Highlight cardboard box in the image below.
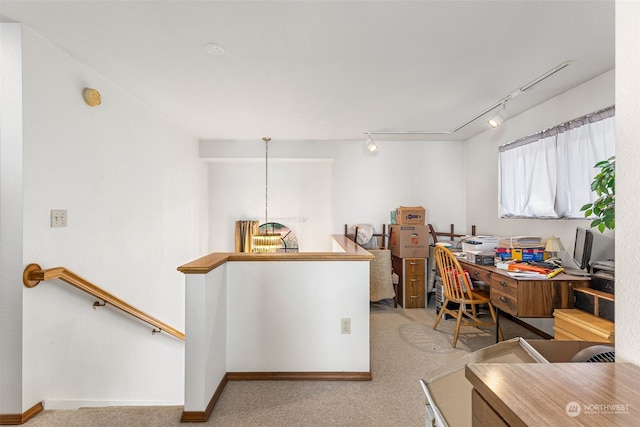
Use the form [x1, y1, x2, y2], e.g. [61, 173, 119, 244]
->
[389, 225, 429, 258]
[396, 206, 426, 225]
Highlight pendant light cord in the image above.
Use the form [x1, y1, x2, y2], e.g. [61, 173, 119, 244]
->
[263, 137, 271, 229]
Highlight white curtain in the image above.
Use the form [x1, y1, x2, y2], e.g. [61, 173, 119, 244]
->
[500, 135, 558, 218]
[556, 116, 615, 218]
[499, 107, 615, 219]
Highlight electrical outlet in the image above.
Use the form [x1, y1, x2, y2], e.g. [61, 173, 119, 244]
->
[341, 318, 351, 334]
[51, 210, 67, 227]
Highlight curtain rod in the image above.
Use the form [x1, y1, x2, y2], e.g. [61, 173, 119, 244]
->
[499, 105, 615, 152]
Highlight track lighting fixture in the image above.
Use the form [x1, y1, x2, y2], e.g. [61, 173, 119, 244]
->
[366, 133, 378, 153]
[487, 103, 508, 128]
[365, 61, 570, 136]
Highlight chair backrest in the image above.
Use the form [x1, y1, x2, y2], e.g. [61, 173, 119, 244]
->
[433, 246, 475, 301]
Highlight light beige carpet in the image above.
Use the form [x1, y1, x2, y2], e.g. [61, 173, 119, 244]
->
[25, 298, 540, 426]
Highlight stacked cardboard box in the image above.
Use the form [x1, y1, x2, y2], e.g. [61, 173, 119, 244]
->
[388, 224, 429, 258]
[395, 206, 426, 225]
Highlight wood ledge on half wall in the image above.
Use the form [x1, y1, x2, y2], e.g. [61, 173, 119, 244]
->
[178, 235, 374, 274]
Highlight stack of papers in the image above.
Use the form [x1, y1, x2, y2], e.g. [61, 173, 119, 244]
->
[498, 236, 544, 248]
[507, 271, 548, 279]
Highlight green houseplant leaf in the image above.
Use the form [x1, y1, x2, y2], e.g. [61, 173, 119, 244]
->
[580, 156, 615, 232]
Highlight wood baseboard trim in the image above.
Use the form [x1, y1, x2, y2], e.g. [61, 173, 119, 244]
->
[227, 371, 372, 381]
[180, 373, 228, 423]
[0, 401, 44, 425]
[180, 371, 371, 422]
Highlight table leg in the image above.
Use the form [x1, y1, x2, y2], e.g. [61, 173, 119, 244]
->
[496, 307, 501, 343]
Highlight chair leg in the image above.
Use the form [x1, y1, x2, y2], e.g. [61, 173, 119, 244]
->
[452, 305, 464, 348]
[471, 303, 478, 326]
[433, 298, 448, 330]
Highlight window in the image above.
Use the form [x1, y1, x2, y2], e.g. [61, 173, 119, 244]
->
[499, 106, 615, 219]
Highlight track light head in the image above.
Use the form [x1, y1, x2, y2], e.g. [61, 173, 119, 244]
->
[366, 133, 378, 153]
[488, 104, 508, 128]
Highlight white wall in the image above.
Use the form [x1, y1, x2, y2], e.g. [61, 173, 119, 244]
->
[226, 261, 370, 371]
[183, 266, 227, 412]
[464, 70, 615, 253]
[0, 23, 24, 415]
[20, 27, 208, 408]
[615, 1, 640, 365]
[208, 159, 333, 252]
[182, 253, 370, 414]
[200, 138, 467, 247]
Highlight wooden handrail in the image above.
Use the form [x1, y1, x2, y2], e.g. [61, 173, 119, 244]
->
[22, 264, 184, 341]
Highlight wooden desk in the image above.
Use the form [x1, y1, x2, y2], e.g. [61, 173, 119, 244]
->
[458, 259, 590, 318]
[466, 363, 640, 426]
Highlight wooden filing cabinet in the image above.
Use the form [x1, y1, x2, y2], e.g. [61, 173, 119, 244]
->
[391, 256, 425, 308]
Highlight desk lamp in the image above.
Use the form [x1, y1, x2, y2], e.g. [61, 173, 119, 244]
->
[545, 237, 565, 259]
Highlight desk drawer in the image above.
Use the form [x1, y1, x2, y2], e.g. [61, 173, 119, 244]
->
[406, 275, 425, 308]
[490, 275, 517, 298]
[405, 258, 425, 276]
[407, 275, 425, 292]
[491, 288, 517, 315]
[464, 264, 491, 283]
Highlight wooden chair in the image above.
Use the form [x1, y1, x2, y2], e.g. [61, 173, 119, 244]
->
[433, 246, 503, 348]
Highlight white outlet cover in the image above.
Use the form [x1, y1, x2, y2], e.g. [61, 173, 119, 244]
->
[51, 209, 67, 227]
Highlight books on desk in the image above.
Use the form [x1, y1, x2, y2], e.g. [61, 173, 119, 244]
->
[498, 236, 544, 248]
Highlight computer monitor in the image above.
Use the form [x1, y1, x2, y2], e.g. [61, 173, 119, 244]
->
[573, 227, 593, 270]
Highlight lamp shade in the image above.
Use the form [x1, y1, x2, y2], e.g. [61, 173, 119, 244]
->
[545, 237, 565, 253]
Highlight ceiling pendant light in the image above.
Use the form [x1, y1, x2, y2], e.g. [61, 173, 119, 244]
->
[251, 137, 281, 253]
[366, 133, 378, 153]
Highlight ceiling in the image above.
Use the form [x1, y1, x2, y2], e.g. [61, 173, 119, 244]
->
[0, 0, 615, 142]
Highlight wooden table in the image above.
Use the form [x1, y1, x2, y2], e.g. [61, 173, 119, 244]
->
[466, 363, 640, 426]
